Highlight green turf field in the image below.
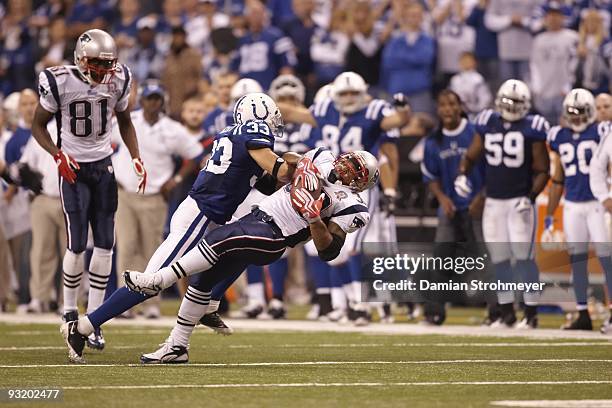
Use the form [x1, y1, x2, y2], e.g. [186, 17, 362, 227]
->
[0, 315, 611, 408]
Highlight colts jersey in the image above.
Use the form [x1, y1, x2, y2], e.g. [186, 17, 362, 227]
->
[474, 109, 549, 199]
[38, 64, 132, 162]
[202, 107, 233, 138]
[548, 122, 609, 202]
[189, 119, 275, 224]
[259, 147, 370, 246]
[312, 97, 398, 156]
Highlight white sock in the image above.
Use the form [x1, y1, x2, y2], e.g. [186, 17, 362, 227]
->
[351, 281, 363, 303]
[63, 250, 84, 313]
[77, 316, 94, 336]
[170, 286, 210, 347]
[331, 287, 346, 310]
[247, 282, 265, 306]
[159, 240, 219, 289]
[207, 299, 220, 314]
[523, 291, 539, 306]
[87, 248, 113, 314]
[497, 291, 515, 305]
[342, 283, 356, 304]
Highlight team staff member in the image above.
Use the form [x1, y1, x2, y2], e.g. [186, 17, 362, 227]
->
[112, 81, 203, 318]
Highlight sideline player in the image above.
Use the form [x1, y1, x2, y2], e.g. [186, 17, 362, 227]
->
[59, 93, 296, 363]
[545, 88, 612, 331]
[456, 79, 550, 329]
[126, 148, 378, 363]
[31, 29, 146, 349]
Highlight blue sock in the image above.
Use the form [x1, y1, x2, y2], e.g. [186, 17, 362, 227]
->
[211, 270, 243, 301]
[515, 259, 539, 284]
[269, 258, 288, 299]
[330, 265, 345, 289]
[598, 256, 612, 305]
[246, 265, 263, 284]
[307, 256, 330, 289]
[349, 253, 362, 283]
[332, 263, 352, 286]
[88, 287, 151, 328]
[571, 253, 589, 307]
[494, 260, 514, 283]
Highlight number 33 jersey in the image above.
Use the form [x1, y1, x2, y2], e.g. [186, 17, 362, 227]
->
[38, 64, 132, 162]
[474, 109, 549, 199]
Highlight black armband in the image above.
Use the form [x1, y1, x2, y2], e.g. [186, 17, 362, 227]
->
[253, 174, 278, 195]
[318, 233, 344, 262]
[272, 157, 285, 179]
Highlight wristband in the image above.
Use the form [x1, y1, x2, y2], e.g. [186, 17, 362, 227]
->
[272, 157, 285, 179]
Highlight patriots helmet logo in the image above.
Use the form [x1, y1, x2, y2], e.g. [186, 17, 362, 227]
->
[350, 216, 365, 229]
[38, 84, 48, 96]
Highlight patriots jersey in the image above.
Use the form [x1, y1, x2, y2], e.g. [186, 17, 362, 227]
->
[189, 119, 275, 224]
[474, 109, 549, 199]
[421, 118, 485, 211]
[231, 27, 297, 89]
[259, 147, 369, 246]
[548, 122, 609, 202]
[274, 122, 318, 154]
[202, 107, 233, 138]
[38, 64, 132, 162]
[312, 97, 398, 156]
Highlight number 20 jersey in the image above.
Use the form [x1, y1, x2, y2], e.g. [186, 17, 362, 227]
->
[474, 109, 549, 199]
[189, 120, 275, 225]
[547, 122, 609, 202]
[37, 64, 132, 162]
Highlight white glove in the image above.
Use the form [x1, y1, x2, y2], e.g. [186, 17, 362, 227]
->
[514, 196, 533, 214]
[454, 175, 472, 198]
[540, 215, 566, 251]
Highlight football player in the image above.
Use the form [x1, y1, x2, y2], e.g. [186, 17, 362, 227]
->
[59, 93, 296, 363]
[126, 148, 378, 363]
[456, 79, 550, 329]
[546, 88, 612, 331]
[31, 29, 146, 349]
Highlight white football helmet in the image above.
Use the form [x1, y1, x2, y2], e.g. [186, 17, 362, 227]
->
[332, 72, 368, 114]
[230, 78, 263, 104]
[331, 150, 379, 192]
[233, 92, 284, 138]
[495, 79, 531, 122]
[563, 88, 596, 133]
[314, 84, 334, 104]
[269, 74, 305, 104]
[74, 29, 118, 84]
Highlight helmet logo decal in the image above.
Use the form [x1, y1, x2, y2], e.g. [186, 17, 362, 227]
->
[251, 99, 269, 120]
[80, 33, 92, 43]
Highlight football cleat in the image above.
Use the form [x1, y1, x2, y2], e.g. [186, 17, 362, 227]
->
[601, 315, 612, 334]
[515, 316, 538, 330]
[63, 310, 78, 323]
[563, 313, 592, 331]
[306, 304, 320, 321]
[199, 312, 233, 335]
[140, 338, 188, 364]
[490, 313, 517, 329]
[326, 308, 346, 322]
[86, 327, 105, 350]
[231, 303, 264, 319]
[124, 270, 162, 296]
[378, 303, 395, 324]
[266, 299, 286, 320]
[353, 310, 371, 327]
[60, 320, 87, 363]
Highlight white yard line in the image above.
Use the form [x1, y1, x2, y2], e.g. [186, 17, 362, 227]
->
[491, 400, 612, 408]
[53, 381, 612, 390]
[0, 359, 610, 368]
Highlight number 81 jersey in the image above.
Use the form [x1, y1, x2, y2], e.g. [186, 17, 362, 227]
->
[474, 109, 549, 199]
[38, 64, 132, 162]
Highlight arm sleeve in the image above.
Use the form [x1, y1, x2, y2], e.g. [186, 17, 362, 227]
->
[421, 138, 440, 183]
[273, 34, 297, 68]
[473, 109, 494, 135]
[590, 131, 612, 202]
[527, 115, 550, 141]
[244, 121, 275, 150]
[115, 64, 133, 112]
[330, 211, 370, 234]
[38, 70, 60, 113]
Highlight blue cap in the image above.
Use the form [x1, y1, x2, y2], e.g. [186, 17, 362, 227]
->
[544, 1, 563, 13]
[141, 82, 165, 98]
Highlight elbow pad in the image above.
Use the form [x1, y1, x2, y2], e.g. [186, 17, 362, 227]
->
[253, 174, 278, 195]
[318, 233, 344, 262]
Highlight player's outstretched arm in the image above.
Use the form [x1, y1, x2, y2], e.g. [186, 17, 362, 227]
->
[546, 152, 564, 217]
[310, 221, 346, 262]
[249, 148, 294, 183]
[380, 94, 411, 131]
[31, 104, 59, 157]
[458, 132, 484, 175]
[276, 102, 317, 127]
[529, 140, 550, 201]
[115, 109, 141, 160]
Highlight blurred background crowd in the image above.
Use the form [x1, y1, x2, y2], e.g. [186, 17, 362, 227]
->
[1, 0, 612, 321]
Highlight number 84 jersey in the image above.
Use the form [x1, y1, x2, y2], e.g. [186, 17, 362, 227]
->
[474, 109, 549, 199]
[38, 64, 132, 162]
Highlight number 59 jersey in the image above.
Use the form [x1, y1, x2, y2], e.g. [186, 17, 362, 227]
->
[474, 109, 549, 199]
[547, 122, 609, 202]
[189, 120, 275, 225]
[37, 64, 132, 163]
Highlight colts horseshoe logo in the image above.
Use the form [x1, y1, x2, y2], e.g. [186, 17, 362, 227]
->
[251, 99, 270, 120]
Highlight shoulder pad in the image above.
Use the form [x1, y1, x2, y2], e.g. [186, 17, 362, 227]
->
[475, 109, 495, 127]
[312, 97, 333, 118]
[529, 114, 549, 133]
[547, 125, 562, 144]
[365, 99, 388, 120]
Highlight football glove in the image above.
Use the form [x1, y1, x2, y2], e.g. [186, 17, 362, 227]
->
[514, 196, 533, 214]
[291, 187, 324, 223]
[294, 157, 321, 192]
[392, 93, 410, 111]
[380, 188, 397, 216]
[132, 157, 147, 194]
[454, 175, 472, 198]
[54, 150, 79, 184]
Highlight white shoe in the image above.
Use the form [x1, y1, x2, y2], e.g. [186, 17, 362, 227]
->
[229, 303, 264, 319]
[27, 299, 43, 313]
[124, 270, 163, 296]
[306, 304, 320, 320]
[15, 304, 28, 315]
[140, 338, 188, 364]
[601, 316, 612, 334]
[326, 308, 346, 322]
[143, 305, 161, 319]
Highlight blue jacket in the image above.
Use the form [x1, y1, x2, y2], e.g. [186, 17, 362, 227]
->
[381, 33, 435, 95]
